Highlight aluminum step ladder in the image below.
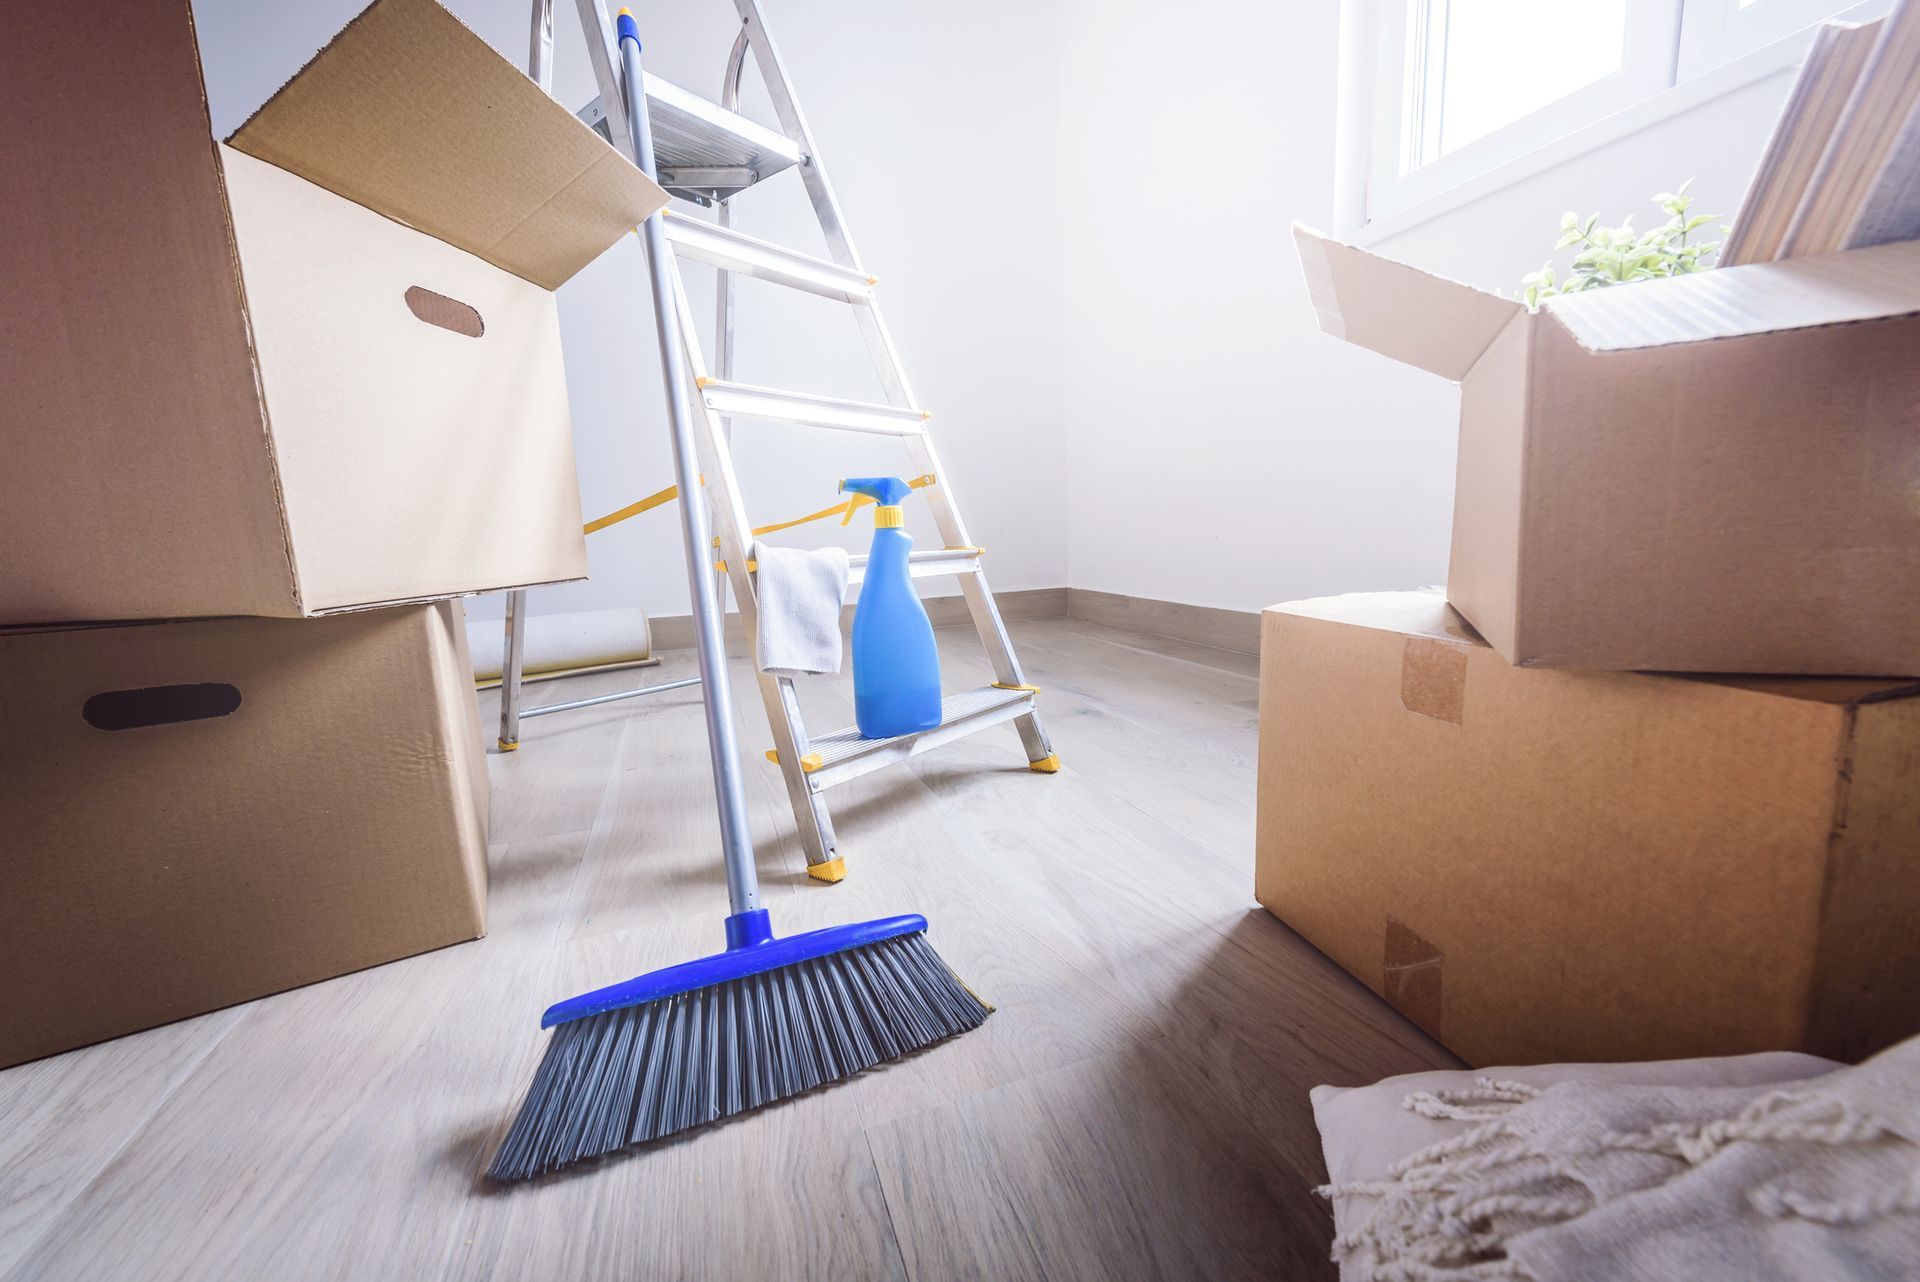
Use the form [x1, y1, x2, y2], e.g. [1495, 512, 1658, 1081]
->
[522, 0, 1057, 882]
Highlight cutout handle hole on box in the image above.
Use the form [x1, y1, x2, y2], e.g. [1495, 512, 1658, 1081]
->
[83, 683, 243, 731]
[404, 286, 484, 338]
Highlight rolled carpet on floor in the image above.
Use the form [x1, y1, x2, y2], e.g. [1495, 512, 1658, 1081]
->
[467, 606, 656, 685]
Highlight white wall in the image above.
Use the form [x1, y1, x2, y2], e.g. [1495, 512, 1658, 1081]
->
[1055, 0, 1462, 614]
[1051, 0, 1804, 617]
[191, 0, 1071, 631]
[192, 0, 1807, 630]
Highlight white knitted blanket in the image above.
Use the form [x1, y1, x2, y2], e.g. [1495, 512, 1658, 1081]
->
[1323, 1035, 1920, 1281]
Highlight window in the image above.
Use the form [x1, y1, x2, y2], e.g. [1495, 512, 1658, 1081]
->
[1345, 0, 1890, 233]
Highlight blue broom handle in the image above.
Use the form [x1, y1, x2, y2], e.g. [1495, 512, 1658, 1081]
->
[617, 9, 760, 917]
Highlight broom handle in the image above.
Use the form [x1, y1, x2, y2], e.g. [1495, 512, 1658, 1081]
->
[618, 9, 759, 916]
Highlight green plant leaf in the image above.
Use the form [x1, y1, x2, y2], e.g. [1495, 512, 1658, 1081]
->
[1519, 181, 1718, 303]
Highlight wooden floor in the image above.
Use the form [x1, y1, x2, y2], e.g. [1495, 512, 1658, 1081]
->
[0, 617, 1455, 1282]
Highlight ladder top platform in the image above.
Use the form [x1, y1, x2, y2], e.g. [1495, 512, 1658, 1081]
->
[577, 76, 802, 201]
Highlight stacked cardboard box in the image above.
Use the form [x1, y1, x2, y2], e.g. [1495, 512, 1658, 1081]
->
[1264, 210, 1920, 1066]
[0, 0, 667, 1068]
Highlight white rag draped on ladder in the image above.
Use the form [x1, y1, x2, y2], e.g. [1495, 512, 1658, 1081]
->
[750, 541, 850, 677]
[1320, 1034, 1920, 1281]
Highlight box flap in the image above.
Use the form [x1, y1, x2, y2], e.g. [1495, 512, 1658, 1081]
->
[1293, 223, 1525, 380]
[1546, 238, 1920, 352]
[228, 0, 668, 290]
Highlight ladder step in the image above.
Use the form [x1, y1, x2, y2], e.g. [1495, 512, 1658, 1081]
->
[847, 547, 982, 587]
[797, 685, 1037, 791]
[577, 78, 801, 201]
[696, 379, 928, 436]
[662, 213, 876, 303]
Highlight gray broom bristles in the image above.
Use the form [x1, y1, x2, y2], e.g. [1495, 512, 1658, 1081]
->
[487, 931, 990, 1180]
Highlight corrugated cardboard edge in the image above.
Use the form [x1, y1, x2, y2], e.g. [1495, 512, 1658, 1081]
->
[227, 0, 388, 151]
[1544, 237, 1920, 353]
[1293, 224, 1351, 341]
[206, 138, 306, 614]
[430, 600, 491, 933]
[1291, 222, 1526, 381]
[1806, 696, 1920, 1060]
[304, 574, 589, 618]
[227, 0, 666, 290]
[1509, 311, 1546, 663]
[1445, 311, 1535, 660]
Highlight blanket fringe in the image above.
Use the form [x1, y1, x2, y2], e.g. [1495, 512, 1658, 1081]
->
[1323, 1080, 1912, 1281]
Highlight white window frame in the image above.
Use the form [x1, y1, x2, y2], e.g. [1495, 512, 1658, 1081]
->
[1335, 0, 1892, 243]
[1677, 0, 1880, 74]
[1372, 0, 1685, 223]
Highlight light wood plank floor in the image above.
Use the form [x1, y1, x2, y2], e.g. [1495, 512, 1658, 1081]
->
[0, 617, 1456, 1282]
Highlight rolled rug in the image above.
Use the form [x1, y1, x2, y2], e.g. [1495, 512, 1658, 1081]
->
[468, 606, 656, 686]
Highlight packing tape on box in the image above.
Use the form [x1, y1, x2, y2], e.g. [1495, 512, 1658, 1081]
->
[1400, 636, 1469, 725]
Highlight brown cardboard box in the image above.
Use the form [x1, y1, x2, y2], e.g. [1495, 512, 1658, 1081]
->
[0, 0, 668, 625]
[1293, 226, 1920, 676]
[1255, 590, 1920, 1067]
[0, 602, 490, 1068]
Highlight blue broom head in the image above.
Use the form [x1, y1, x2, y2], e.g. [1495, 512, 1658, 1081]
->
[488, 909, 990, 1180]
[539, 909, 928, 1028]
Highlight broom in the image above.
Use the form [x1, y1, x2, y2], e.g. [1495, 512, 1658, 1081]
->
[486, 9, 990, 1182]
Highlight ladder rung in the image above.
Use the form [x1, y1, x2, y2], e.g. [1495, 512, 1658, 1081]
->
[662, 213, 876, 303]
[696, 379, 928, 436]
[577, 78, 801, 200]
[797, 685, 1037, 791]
[846, 547, 983, 587]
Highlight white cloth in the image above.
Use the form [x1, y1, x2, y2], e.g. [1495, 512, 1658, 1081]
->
[750, 541, 848, 677]
[1312, 1041, 1920, 1280]
[1312, 1051, 1842, 1261]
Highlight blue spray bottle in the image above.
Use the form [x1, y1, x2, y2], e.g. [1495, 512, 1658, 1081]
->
[840, 477, 943, 738]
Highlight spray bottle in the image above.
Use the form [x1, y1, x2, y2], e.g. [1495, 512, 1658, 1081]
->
[840, 477, 943, 738]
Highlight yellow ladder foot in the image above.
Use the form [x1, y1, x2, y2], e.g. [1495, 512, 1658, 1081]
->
[497, 738, 520, 753]
[1028, 754, 1061, 773]
[807, 856, 848, 883]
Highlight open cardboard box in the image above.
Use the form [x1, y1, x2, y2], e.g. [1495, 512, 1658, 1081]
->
[1255, 590, 1920, 1067]
[0, 602, 490, 1068]
[1295, 226, 1920, 676]
[1, 0, 668, 625]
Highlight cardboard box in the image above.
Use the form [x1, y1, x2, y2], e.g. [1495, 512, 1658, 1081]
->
[0, 601, 490, 1069]
[1255, 590, 1920, 1067]
[0, 0, 668, 624]
[1294, 226, 1920, 675]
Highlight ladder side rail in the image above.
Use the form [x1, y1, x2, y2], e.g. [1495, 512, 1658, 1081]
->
[573, 0, 636, 158]
[500, 0, 559, 751]
[727, 0, 968, 553]
[715, 23, 751, 407]
[706, 26, 751, 657]
[907, 437, 1039, 680]
[499, 588, 529, 748]
[732, 1, 918, 412]
[530, 0, 556, 91]
[732, 0, 864, 272]
[907, 436, 1052, 763]
[667, 268, 842, 869]
[733, 0, 1048, 758]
